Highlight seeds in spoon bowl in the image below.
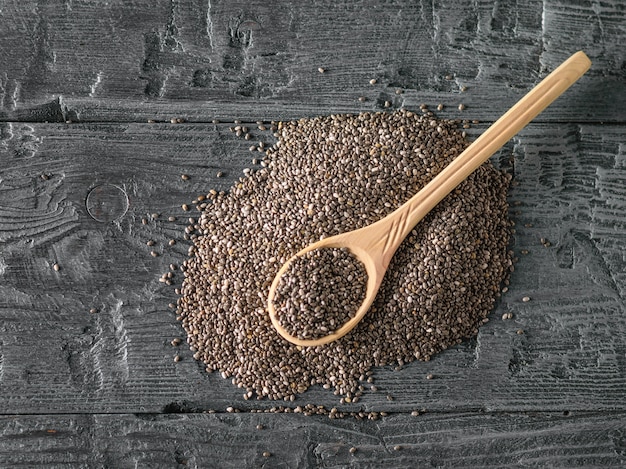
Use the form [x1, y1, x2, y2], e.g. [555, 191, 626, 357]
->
[272, 247, 368, 340]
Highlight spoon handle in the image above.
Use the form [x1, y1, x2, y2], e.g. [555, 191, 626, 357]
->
[382, 51, 591, 265]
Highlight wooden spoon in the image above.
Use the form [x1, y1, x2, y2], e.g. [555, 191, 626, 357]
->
[267, 51, 591, 347]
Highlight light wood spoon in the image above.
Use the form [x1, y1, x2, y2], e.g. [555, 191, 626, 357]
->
[268, 51, 591, 347]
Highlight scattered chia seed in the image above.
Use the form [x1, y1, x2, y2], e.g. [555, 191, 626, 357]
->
[522, 296, 531, 302]
[318, 67, 326, 73]
[458, 103, 466, 111]
[181, 174, 190, 180]
[369, 78, 377, 85]
[53, 263, 60, 272]
[176, 110, 513, 400]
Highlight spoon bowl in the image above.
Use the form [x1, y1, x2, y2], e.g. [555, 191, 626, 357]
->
[268, 51, 591, 347]
[267, 226, 388, 347]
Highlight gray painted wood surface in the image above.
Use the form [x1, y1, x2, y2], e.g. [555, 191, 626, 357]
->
[1, 412, 625, 468]
[0, 0, 625, 467]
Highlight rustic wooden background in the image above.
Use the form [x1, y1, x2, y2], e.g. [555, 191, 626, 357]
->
[1, 0, 625, 467]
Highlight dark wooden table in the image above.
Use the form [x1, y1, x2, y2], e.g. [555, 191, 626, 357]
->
[1, 1, 625, 467]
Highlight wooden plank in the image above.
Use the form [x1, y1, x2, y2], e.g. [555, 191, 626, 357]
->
[0, 121, 624, 414]
[0, 0, 623, 123]
[0, 412, 625, 467]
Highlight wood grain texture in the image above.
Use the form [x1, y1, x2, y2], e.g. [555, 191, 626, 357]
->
[0, 0, 623, 123]
[0, 412, 625, 468]
[1, 0, 625, 466]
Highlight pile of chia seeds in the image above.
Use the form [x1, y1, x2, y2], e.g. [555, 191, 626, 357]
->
[177, 110, 513, 401]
